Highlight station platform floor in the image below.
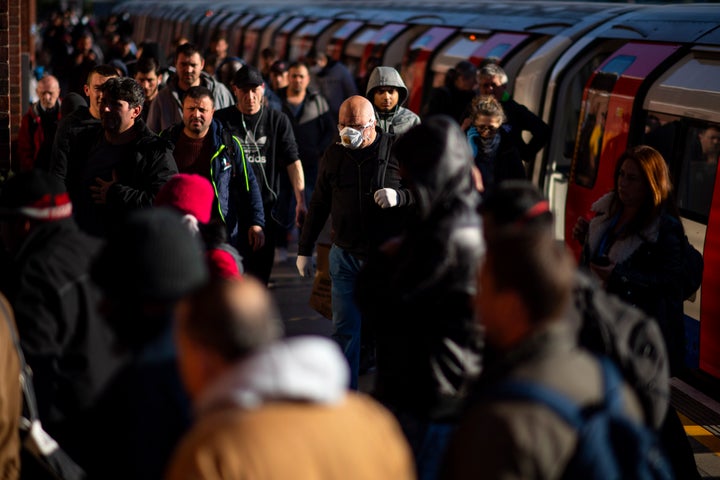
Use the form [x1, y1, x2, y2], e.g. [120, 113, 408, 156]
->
[269, 252, 720, 479]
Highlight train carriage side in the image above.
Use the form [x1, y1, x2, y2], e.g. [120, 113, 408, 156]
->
[554, 5, 720, 378]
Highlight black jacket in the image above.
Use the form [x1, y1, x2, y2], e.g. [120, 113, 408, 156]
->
[62, 119, 178, 236]
[500, 98, 550, 164]
[298, 129, 412, 259]
[0, 218, 126, 453]
[355, 116, 484, 420]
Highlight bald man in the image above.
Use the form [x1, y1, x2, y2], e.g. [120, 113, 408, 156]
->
[296, 95, 414, 389]
[18, 75, 61, 171]
[167, 278, 415, 479]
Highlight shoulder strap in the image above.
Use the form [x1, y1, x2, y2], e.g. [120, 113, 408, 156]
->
[376, 133, 394, 189]
[488, 357, 624, 429]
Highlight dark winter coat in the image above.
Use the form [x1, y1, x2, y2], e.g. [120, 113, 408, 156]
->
[356, 116, 483, 420]
[298, 129, 413, 259]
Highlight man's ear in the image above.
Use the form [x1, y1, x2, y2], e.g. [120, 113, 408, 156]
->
[131, 104, 142, 120]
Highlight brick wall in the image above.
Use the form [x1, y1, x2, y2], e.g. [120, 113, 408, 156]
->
[0, 0, 9, 173]
[0, 0, 34, 175]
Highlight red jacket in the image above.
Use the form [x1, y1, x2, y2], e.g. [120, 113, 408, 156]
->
[17, 101, 60, 172]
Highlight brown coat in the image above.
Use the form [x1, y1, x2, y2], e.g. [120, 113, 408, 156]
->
[0, 295, 21, 480]
[165, 393, 415, 480]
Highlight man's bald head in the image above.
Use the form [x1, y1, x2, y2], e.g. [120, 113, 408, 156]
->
[338, 95, 377, 149]
[178, 277, 284, 363]
[36, 75, 60, 110]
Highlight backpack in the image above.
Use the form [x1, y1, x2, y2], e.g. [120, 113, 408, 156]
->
[572, 272, 670, 429]
[490, 356, 674, 480]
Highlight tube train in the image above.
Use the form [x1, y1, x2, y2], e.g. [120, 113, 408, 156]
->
[116, 0, 720, 383]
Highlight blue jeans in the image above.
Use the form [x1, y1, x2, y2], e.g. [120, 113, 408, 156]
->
[329, 244, 364, 390]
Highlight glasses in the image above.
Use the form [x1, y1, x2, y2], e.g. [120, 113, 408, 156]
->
[338, 122, 372, 131]
[475, 124, 499, 135]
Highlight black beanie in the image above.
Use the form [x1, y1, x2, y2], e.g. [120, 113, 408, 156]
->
[92, 207, 209, 302]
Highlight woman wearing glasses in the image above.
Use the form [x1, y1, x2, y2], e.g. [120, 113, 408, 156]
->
[466, 95, 525, 194]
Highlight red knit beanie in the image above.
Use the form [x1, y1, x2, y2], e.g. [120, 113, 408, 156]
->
[206, 248, 242, 280]
[154, 173, 214, 224]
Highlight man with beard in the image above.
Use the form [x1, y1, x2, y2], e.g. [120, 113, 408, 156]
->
[147, 43, 234, 133]
[160, 86, 265, 262]
[134, 56, 162, 123]
[67, 77, 177, 237]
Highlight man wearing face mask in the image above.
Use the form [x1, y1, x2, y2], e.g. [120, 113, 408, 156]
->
[296, 95, 414, 390]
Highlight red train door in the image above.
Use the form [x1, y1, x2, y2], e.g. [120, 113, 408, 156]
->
[565, 42, 681, 258]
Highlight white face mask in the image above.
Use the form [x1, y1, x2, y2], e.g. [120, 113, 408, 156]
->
[309, 65, 322, 75]
[338, 124, 370, 149]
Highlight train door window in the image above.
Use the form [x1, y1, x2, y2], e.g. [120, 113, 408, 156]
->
[643, 116, 719, 222]
[642, 49, 720, 221]
[430, 31, 487, 87]
[345, 27, 381, 77]
[572, 56, 634, 188]
[573, 88, 610, 188]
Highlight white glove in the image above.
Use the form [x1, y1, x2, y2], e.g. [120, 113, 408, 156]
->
[374, 188, 399, 209]
[296, 255, 316, 278]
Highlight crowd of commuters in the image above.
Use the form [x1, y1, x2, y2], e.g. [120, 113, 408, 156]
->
[0, 9, 705, 479]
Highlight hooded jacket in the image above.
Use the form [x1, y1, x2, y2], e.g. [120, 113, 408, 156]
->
[146, 71, 235, 133]
[365, 67, 420, 137]
[161, 119, 265, 248]
[356, 116, 484, 421]
[165, 336, 415, 480]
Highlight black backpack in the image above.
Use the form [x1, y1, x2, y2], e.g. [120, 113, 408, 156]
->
[571, 272, 670, 429]
[489, 356, 674, 480]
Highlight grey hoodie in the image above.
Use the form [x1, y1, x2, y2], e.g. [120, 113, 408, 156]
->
[365, 66, 420, 137]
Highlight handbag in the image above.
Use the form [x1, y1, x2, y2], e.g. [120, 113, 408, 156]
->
[0, 299, 86, 480]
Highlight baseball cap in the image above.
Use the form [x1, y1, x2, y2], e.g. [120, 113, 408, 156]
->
[233, 65, 264, 88]
[270, 60, 288, 74]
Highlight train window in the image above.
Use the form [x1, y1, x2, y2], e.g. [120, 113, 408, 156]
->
[599, 55, 634, 76]
[573, 90, 610, 188]
[643, 115, 720, 222]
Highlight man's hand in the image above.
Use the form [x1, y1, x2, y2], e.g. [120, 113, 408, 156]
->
[374, 188, 398, 209]
[295, 202, 308, 228]
[296, 255, 315, 278]
[90, 170, 118, 205]
[248, 226, 265, 251]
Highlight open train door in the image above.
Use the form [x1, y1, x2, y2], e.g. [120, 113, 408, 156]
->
[565, 42, 680, 260]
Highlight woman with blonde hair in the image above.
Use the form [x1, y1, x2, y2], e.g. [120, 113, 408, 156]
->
[466, 95, 525, 193]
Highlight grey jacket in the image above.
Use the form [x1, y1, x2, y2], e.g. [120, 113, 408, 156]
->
[365, 66, 420, 137]
[146, 71, 235, 133]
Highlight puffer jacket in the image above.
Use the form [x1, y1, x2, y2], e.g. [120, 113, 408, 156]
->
[146, 71, 235, 133]
[365, 66, 420, 137]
